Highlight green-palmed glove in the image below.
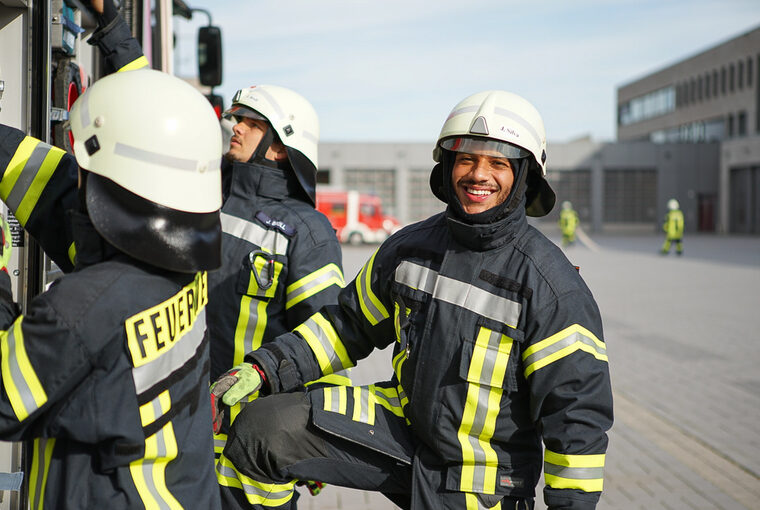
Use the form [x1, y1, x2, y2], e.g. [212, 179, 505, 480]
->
[210, 362, 266, 434]
[0, 215, 11, 273]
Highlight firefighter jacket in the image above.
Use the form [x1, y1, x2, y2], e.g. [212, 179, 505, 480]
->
[663, 209, 684, 240]
[245, 202, 614, 510]
[559, 208, 579, 236]
[0, 212, 221, 509]
[209, 160, 345, 438]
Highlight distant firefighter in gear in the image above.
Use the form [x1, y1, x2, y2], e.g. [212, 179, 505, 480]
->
[211, 90, 614, 510]
[559, 200, 579, 247]
[0, 66, 224, 508]
[661, 198, 684, 255]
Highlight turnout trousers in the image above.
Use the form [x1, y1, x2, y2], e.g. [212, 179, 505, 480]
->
[218, 387, 535, 510]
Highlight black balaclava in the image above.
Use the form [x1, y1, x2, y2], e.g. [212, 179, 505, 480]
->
[440, 149, 530, 225]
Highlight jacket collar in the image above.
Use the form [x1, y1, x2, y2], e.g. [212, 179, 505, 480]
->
[223, 159, 304, 202]
[445, 203, 528, 251]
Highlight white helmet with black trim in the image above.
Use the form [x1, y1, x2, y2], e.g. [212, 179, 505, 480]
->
[430, 90, 555, 217]
[69, 68, 223, 272]
[223, 85, 320, 205]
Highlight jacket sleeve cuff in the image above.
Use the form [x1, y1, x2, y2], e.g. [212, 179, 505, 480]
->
[87, 17, 144, 73]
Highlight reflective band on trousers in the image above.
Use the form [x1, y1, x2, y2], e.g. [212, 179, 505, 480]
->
[220, 212, 289, 255]
[394, 261, 521, 328]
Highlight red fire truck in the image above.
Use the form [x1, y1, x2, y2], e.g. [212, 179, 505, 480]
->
[316, 189, 400, 245]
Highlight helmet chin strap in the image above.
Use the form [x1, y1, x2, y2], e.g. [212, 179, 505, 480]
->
[247, 127, 278, 168]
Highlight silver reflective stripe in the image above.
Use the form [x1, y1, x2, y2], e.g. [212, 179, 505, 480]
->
[114, 142, 198, 171]
[79, 89, 91, 127]
[141, 426, 171, 509]
[220, 212, 289, 255]
[544, 463, 605, 480]
[301, 317, 344, 374]
[5, 142, 52, 213]
[216, 463, 293, 501]
[5, 326, 41, 417]
[255, 87, 285, 123]
[464, 329, 503, 492]
[493, 106, 543, 151]
[131, 311, 206, 394]
[523, 330, 606, 369]
[357, 387, 370, 424]
[446, 105, 479, 120]
[394, 261, 521, 328]
[374, 389, 401, 410]
[242, 296, 262, 355]
[394, 261, 436, 293]
[326, 386, 342, 413]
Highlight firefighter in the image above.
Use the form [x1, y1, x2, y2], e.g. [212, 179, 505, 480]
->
[210, 90, 614, 510]
[559, 200, 579, 247]
[661, 198, 684, 255]
[0, 68, 223, 508]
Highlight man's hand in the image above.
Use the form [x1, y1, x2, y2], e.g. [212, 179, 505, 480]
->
[210, 363, 266, 434]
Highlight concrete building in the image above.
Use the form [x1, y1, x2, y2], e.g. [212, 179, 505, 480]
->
[317, 26, 760, 235]
[617, 25, 760, 234]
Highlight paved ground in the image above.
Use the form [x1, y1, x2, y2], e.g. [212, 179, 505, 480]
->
[294, 228, 760, 509]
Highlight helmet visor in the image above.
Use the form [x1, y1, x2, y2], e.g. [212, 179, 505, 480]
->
[222, 105, 268, 124]
[440, 136, 530, 159]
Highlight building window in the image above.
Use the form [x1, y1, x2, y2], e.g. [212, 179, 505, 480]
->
[748, 57, 754, 88]
[738, 60, 744, 90]
[705, 73, 711, 99]
[344, 169, 396, 217]
[603, 169, 657, 223]
[730, 63, 735, 92]
[738, 111, 747, 137]
[618, 86, 675, 125]
[713, 70, 719, 96]
[722, 67, 727, 94]
[698, 75, 703, 101]
[316, 168, 331, 185]
[727, 114, 735, 138]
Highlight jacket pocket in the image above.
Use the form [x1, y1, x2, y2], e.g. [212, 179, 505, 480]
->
[459, 322, 519, 390]
[235, 250, 286, 299]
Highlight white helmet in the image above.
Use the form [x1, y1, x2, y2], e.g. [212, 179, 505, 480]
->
[223, 85, 320, 205]
[69, 69, 223, 272]
[562, 201, 572, 210]
[430, 90, 555, 217]
[667, 198, 680, 210]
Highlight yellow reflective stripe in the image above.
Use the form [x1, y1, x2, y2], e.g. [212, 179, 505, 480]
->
[0, 137, 64, 225]
[117, 55, 150, 72]
[372, 385, 405, 417]
[355, 249, 389, 325]
[522, 324, 607, 377]
[28, 437, 55, 510]
[213, 433, 227, 456]
[322, 384, 347, 415]
[246, 257, 283, 298]
[305, 371, 352, 387]
[0, 136, 37, 202]
[351, 386, 376, 425]
[130, 391, 182, 510]
[544, 450, 605, 493]
[216, 454, 297, 506]
[285, 263, 344, 309]
[67, 241, 76, 266]
[0, 318, 48, 421]
[457, 327, 512, 494]
[295, 313, 352, 375]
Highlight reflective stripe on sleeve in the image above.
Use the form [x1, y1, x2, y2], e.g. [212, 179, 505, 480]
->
[295, 313, 353, 375]
[522, 324, 607, 378]
[394, 261, 521, 328]
[220, 212, 289, 255]
[285, 263, 344, 309]
[355, 249, 389, 325]
[372, 384, 405, 418]
[28, 437, 55, 510]
[117, 55, 150, 72]
[323, 384, 347, 415]
[129, 392, 183, 510]
[0, 137, 65, 225]
[456, 327, 513, 494]
[544, 449, 605, 493]
[216, 454, 297, 507]
[0, 317, 48, 421]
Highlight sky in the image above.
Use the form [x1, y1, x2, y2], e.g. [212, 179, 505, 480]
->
[173, 0, 760, 144]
